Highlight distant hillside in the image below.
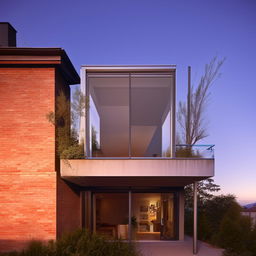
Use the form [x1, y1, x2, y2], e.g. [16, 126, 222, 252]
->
[244, 202, 256, 209]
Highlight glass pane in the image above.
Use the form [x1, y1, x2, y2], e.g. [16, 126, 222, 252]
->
[89, 95, 100, 156]
[162, 112, 170, 157]
[88, 74, 129, 157]
[94, 193, 129, 239]
[132, 193, 161, 240]
[131, 74, 172, 157]
[161, 193, 175, 239]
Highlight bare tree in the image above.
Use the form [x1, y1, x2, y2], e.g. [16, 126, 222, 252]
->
[177, 57, 225, 145]
[179, 58, 224, 215]
[71, 88, 86, 124]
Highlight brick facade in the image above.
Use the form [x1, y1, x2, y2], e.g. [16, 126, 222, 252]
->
[0, 68, 57, 251]
[0, 48, 80, 252]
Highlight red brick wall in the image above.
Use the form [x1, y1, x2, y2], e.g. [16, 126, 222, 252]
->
[0, 68, 56, 252]
[57, 176, 81, 238]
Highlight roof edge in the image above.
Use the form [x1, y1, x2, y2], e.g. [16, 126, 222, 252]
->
[81, 65, 176, 72]
[0, 47, 80, 84]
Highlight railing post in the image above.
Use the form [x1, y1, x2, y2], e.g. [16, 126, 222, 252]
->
[193, 181, 198, 255]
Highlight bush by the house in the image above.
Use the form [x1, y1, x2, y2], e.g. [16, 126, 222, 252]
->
[185, 194, 256, 256]
[0, 229, 139, 256]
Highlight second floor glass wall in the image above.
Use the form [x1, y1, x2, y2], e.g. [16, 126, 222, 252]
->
[87, 70, 174, 158]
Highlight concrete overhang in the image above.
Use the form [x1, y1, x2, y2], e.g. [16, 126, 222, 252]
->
[60, 159, 214, 187]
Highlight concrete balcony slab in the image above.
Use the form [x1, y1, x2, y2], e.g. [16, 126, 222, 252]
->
[60, 159, 214, 187]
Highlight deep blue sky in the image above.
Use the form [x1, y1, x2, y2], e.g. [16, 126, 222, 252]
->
[1, 0, 256, 204]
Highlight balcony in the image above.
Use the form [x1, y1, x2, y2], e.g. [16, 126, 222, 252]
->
[62, 66, 214, 187]
[60, 145, 214, 187]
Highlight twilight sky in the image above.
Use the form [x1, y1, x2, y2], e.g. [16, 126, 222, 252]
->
[1, 0, 256, 204]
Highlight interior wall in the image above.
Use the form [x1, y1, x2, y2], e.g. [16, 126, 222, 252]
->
[96, 194, 128, 225]
[132, 193, 161, 232]
[144, 126, 162, 157]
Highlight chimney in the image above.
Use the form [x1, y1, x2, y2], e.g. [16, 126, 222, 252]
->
[0, 22, 17, 47]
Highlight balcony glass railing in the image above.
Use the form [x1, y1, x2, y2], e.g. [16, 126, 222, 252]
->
[85, 144, 214, 159]
[175, 144, 215, 159]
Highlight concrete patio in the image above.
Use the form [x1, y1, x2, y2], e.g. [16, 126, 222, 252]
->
[137, 236, 223, 256]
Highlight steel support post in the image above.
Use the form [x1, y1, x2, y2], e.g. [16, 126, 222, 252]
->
[193, 181, 198, 255]
[128, 190, 132, 241]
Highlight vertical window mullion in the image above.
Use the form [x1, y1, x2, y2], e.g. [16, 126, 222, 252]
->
[129, 73, 131, 158]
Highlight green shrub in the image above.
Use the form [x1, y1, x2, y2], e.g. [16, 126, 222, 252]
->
[214, 206, 256, 256]
[60, 144, 84, 159]
[175, 147, 201, 158]
[1, 229, 139, 256]
[185, 194, 237, 241]
[203, 195, 240, 242]
[20, 241, 49, 256]
[185, 195, 256, 256]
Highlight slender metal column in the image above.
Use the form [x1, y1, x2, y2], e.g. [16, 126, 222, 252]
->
[92, 193, 96, 233]
[170, 71, 176, 158]
[193, 181, 198, 255]
[128, 190, 132, 241]
[79, 67, 87, 155]
[187, 66, 191, 145]
[80, 191, 85, 229]
[128, 74, 131, 158]
[85, 191, 92, 231]
[85, 69, 91, 157]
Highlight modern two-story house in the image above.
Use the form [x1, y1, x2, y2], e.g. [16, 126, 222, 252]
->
[61, 66, 215, 249]
[0, 23, 214, 254]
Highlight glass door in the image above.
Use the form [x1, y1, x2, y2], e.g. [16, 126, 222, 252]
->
[160, 193, 175, 240]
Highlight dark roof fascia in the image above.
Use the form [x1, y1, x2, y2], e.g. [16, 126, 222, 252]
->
[0, 48, 80, 85]
[60, 49, 80, 85]
[0, 47, 62, 56]
[0, 22, 17, 32]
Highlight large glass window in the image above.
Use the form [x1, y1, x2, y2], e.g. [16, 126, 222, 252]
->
[87, 72, 173, 157]
[131, 74, 172, 157]
[88, 74, 129, 157]
[92, 192, 175, 240]
[94, 193, 129, 239]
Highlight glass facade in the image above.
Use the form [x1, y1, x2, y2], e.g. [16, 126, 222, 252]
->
[92, 192, 176, 240]
[131, 74, 171, 157]
[94, 193, 129, 239]
[88, 74, 129, 157]
[87, 71, 174, 157]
